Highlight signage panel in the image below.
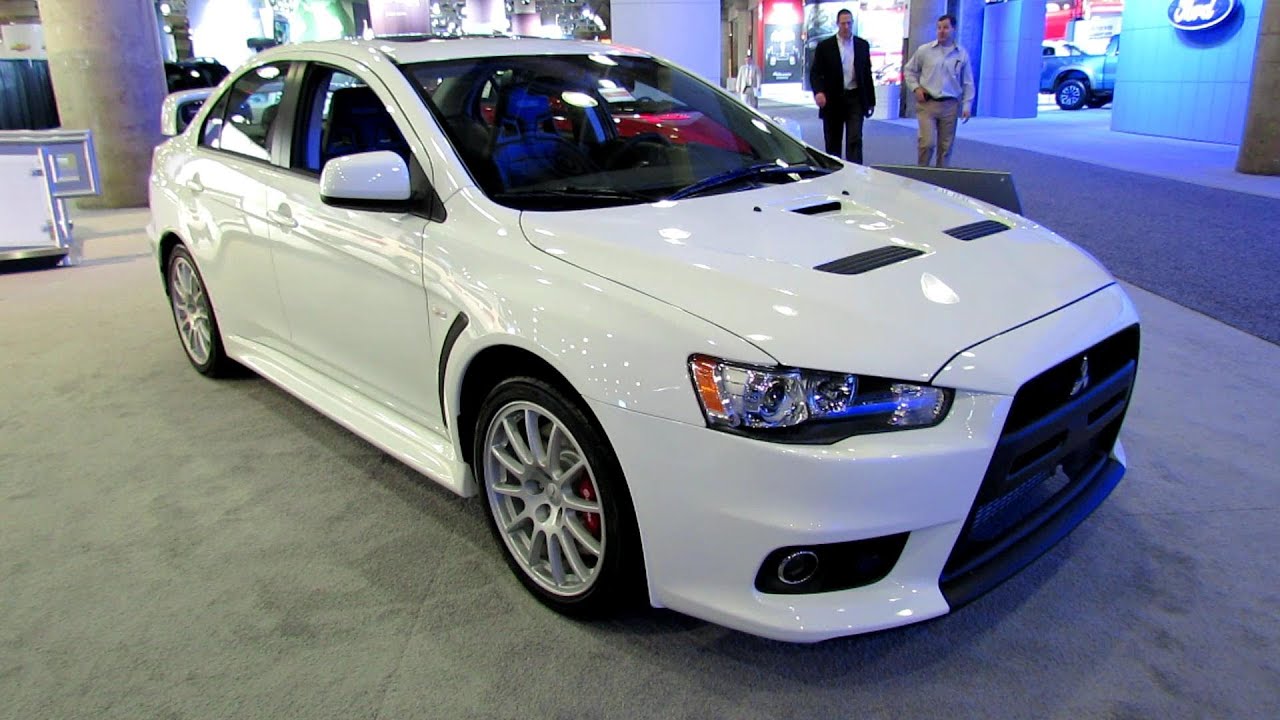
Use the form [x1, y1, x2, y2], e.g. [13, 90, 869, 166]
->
[1167, 0, 1237, 31]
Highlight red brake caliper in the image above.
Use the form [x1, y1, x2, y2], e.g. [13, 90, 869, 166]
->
[576, 480, 601, 537]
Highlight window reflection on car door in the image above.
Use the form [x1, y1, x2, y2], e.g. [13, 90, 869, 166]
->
[259, 60, 442, 431]
[182, 61, 293, 347]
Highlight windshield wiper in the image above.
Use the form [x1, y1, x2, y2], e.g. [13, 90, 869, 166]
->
[667, 163, 832, 201]
[493, 186, 657, 204]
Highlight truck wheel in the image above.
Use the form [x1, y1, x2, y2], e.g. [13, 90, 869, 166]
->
[1055, 79, 1089, 111]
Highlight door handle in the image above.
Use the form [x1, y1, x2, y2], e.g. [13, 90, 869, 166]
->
[185, 178, 205, 193]
[267, 208, 298, 229]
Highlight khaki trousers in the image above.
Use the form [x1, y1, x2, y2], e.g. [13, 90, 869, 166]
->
[916, 98, 959, 167]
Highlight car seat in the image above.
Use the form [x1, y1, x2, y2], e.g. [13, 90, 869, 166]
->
[323, 86, 411, 164]
[490, 86, 593, 188]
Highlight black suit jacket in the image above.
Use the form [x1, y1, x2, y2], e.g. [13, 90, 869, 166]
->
[808, 34, 875, 118]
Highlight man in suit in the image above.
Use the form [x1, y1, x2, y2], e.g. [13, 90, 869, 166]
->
[808, 8, 875, 164]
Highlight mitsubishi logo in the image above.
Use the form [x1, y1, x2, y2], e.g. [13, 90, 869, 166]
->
[1070, 356, 1091, 397]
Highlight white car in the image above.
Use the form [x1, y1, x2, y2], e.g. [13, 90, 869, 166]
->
[148, 37, 1140, 642]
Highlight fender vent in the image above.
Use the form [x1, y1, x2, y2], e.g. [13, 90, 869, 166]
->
[791, 201, 844, 216]
[944, 219, 1011, 241]
[815, 246, 923, 275]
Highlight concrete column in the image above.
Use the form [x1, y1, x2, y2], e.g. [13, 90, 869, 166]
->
[1237, 0, 1280, 176]
[511, 1, 540, 36]
[464, 0, 508, 34]
[977, 0, 1044, 118]
[612, 0, 721, 84]
[955, 0, 985, 115]
[41, 0, 167, 208]
[904, 0, 946, 116]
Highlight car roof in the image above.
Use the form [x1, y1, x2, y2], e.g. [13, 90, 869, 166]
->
[252, 36, 650, 66]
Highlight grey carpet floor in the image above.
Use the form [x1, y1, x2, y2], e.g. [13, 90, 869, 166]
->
[1, 175, 1278, 716]
[768, 107, 1280, 345]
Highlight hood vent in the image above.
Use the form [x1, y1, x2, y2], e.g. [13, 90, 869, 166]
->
[815, 245, 923, 275]
[944, 219, 1011, 241]
[791, 201, 843, 216]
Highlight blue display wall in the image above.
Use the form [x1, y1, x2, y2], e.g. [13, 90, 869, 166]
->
[1111, 0, 1262, 144]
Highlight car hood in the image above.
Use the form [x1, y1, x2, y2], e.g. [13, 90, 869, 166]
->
[519, 166, 1114, 381]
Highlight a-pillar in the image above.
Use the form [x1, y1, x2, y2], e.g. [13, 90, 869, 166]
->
[904, 0, 946, 117]
[464, 0, 508, 34]
[41, 0, 167, 208]
[1238, 0, 1280, 176]
[511, 0, 540, 36]
[611, 0, 721, 83]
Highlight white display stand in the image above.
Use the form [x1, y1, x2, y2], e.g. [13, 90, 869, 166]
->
[0, 129, 100, 268]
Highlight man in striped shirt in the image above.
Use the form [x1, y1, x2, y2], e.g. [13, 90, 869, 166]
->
[903, 14, 975, 167]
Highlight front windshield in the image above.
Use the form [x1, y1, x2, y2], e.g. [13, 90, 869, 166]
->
[401, 53, 838, 209]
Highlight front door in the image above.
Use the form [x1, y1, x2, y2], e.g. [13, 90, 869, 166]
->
[263, 62, 440, 430]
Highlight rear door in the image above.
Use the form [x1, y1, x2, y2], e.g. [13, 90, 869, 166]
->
[176, 61, 293, 347]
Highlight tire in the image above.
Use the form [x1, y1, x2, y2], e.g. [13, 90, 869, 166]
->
[1055, 78, 1089, 111]
[473, 376, 645, 616]
[165, 244, 234, 377]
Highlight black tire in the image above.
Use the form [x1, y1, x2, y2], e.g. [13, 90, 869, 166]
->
[473, 376, 645, 617]
[1055, 78, 1089, 111]
[1086, 96, 1110, 109]
[165, 244, 234, 377]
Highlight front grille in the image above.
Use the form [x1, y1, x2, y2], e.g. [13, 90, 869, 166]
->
[941, 325, 1140, 589]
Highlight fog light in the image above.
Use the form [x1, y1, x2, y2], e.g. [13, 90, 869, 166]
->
[777, 550, 820, 585]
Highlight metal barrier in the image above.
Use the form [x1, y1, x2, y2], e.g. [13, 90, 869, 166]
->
[0, 129, 101, 268]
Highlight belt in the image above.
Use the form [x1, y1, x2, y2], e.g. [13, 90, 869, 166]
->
[924, 93, 957, 102]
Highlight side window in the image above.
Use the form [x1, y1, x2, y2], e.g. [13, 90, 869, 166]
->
[199, 91, 231, 149]
[199, 63, 289, 162]
[293, 65, 410, 173]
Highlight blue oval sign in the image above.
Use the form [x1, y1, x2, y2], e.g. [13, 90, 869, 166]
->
[1168, 0, 1237, 31]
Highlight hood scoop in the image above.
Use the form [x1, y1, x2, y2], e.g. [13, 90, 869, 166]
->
[944, 219, 1011, 241]
[791, 200, 844, 216]
[815, 245, 924, 275]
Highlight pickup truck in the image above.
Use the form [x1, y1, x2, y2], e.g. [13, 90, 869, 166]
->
[1040, 34, 1119, 110]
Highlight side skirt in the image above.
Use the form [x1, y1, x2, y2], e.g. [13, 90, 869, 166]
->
[225, 335, 476, 497]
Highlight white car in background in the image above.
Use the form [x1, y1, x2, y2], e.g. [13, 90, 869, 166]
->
[148, 37, 1140, 642]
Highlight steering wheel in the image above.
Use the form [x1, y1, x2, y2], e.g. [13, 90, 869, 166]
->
[604, 131, 673, 169]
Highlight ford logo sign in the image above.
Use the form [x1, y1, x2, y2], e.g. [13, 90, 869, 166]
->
[1168, 0, 1237, 31]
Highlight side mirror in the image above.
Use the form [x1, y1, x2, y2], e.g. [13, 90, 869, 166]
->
[161, 88, 215, 136]
[320, 151, 413, 212]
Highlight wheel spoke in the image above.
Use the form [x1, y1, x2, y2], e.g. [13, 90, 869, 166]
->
[527, 528, 547, 569]
[558, 528, 591, 579]
[490, 478, 527, 499]
[502, 416, 535, 467]
[546, 423, 564, 466]
[547, 532, 566, 586]
[502, 506, 530, 534]
[490, 445, 528, 481]
[524, 409, 547, 468]
[565, 516, 602, 558]
[561, 487, 600, 514]
[554, 458, 587, 485]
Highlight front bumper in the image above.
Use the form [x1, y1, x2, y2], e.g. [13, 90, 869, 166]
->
[589, 284, 1140, 642]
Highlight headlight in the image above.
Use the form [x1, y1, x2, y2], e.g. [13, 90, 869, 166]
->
[689, 354, 952, 444]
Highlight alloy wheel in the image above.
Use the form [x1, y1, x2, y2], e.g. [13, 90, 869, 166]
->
[483, 401, 606, 597]
[170, 255, 213, 365]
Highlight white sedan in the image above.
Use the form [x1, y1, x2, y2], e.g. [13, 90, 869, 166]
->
[148, 37, 1139, 642]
